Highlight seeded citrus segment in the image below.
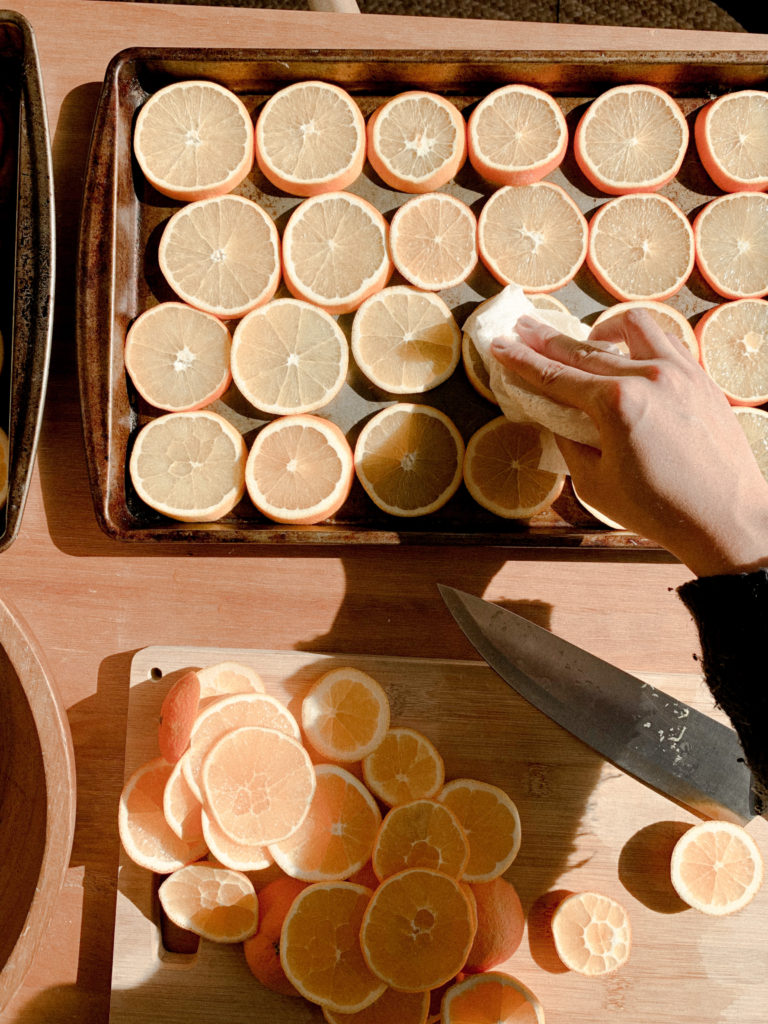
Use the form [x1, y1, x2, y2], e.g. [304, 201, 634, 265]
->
[574, 84, 688, 195]
[478, 182, 588, 292]
[436, 779, 521, 883]
[468, 83, 568, 186]
[269, 764, 382, 881]
[588, 193, 695, 302]
[301, 667, 391, 762]
[133, 80, 254, 202]
[354, 403, 464, 517]
[389, 193, 477, 291]
[322, 987, 430, 1024]
[367, 91, 467, 193]
[124, 302, 232, 413]
[351, 287, 461, 394]
[231, 299, 348, 415]
[255, 80, 365, 196]
[281, 882, 386, 1013]
[158, 194, 280, 318]
[372, 799, 469, 881]
[119, 757, 208, 873]
[695, 90, 768, 193]
[129, 410, 247, 522]
[282, 192, 392, 315]
[201, 725, 316, 846]
[694, 298, 768, 405]
[464, 417, 566, 519]
[362, 727, 445, 807]
[734, 406, 768, 480]
[360, 868, 475, 992]
[693, 192, 768, 299]
[442, 972, 545, 1024]
[158, 863, 259, 943]
[551, 891, 631, 976]
[245, 414, 354, 525]
[200, 807, 274, 871]
[593, 299, 698, 358]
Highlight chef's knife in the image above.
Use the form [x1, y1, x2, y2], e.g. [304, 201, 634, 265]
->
[439, 585, 758, 824]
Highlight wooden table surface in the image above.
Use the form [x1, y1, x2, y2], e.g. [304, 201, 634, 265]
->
[3, 1, 767, 1021]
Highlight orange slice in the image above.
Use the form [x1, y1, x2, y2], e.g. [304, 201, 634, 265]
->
[124, 302, 232, 413]
[158, 863, 259, 942]
[133, 80, 254, 202]
[371, 799, 469, 881]
[281, 882, 386, 1012]
[200, 725, 316, 846]
[552, 891, 631, 975]
[231, 298, 348, 415]
[158, 194, 280, 319]
[183, 691, 300, 801]
[157, 669, 200, 763]
[353, 403, 464, 517]
[593, 299, 698, 358]
[693, 192, 768, 299]
[362, 727, 445, 807]
[436, 779, 521, 883]
[269, 764, 382, 881]
[463, 417, 566, 519]
[118, 757, 208, 873]
[477, 182, 588, 292]
[323, 987, 429, 1024]
[255, 80, 365, 196]
[367, 91, 466, 193]
[694, 298, 768, 405]
[360, 868, 475, 991]
[574, 84, 688, 195]
[200, 807, 273, 872]
[129, 410, 247, 522]
[734, 406, 768, 480]
[351, 287, 461, 394]
[587, 193, 695, 302]
[441, 971, 544, 1024]
[389, 193, 477, 291]
[245, 414, 354, 525]
[670, 820, 764, 916]
[468, 83, 567, 186]
[301, 666, 390, 762]
[163, 755, 204, 843]
[195, 661, 265, 707]
[282, 192, 392, 315]
[695, 90, 768, 193]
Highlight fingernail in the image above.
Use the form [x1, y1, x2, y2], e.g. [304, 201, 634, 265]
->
[516, 316, 537, 332]
[491, 337, 520, 351]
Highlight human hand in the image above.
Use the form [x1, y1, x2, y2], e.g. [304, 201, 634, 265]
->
[490, 308, 768, 577]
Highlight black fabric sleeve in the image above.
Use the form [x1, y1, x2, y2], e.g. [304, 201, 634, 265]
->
[678, 568, 768, 803]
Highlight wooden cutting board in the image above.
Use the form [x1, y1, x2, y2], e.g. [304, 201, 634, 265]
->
[110, 646, 768, 1024]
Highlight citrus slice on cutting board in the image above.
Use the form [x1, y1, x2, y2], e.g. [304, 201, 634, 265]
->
[200, 807, 274, 872]
[269, 764, 382, 881]
[371, 798, 470, 881]
[281, 882, 387, 1012]
[351, 286, 461, 394]
[695, 298, 768, 405]
[593, 299, 698, 357]
[255, 80, 365, 196]
[389, 192, 477, 291]
[282, 192, 392, 315]
[158, 194, 281, 319]
[163, 756, 204, 843]
[693, 192, 768, 299]
[158, 863, 259, 942]
[360, 868, 476, 992]
[133, 80, 254, 202]
[468, 82, 568, 186]
[695, 89, 768, 193]
[436, 778, 521, 883]
[322, 987, 429, 1024]
[124, 302, 233, 413]
[245, 414, 354, 525]
[670, 819, 764, 916]
[231, 298, 348, 415]
[367, 91, 466, 193]
[129, 410, 247, 522]
[301, 666, 390, 762]
[195, 661, 265, 706]
[362, 727, 445, 806]
[353, 403, 464, 517]
[734, 406, 768, 480]
[587, 193, 695, 301]
[441, 971, 545, 1024]
[574, 83, 688, 195]
[551, 890, 631, 975]
[477, 181, 588, 292]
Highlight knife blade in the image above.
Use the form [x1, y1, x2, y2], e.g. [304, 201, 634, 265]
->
[438, 585, 758, 824]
